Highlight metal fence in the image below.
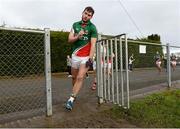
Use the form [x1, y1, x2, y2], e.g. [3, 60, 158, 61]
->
[96, 34, 180, 109]
[169, 45, 180, 84]
[96, 34, 130, 109]
[0, 27, 52, 123]
[127, 40, 180, 89]
[1, 28, 179, 123]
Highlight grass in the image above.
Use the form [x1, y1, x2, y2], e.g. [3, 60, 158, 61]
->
[107, 89, 180, 128]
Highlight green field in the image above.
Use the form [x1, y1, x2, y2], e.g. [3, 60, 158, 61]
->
[108, 89, 180, 128]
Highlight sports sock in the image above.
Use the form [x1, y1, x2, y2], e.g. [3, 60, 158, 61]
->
[68, 94, 76, 102]
[69, 96, 75, 102]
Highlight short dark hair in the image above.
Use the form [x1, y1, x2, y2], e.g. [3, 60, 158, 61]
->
[83, 6, 95, 15]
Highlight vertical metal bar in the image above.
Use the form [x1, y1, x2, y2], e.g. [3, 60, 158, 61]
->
[106, 40, 111, 101]
[119, 36, 124, 106]
[96, 42, 104, 104]
[96, 42, 100, 97]
[97, 34, 104, 104]
[105, 40, 108, 100]
[97, 34, 101, 98]
[115, 37, 119, 104]
[103, 41, 107, 100]
[125, 34, 130, 109]
[97, 42, 102, 103]
[110, 39, 115, 103]
[44, 28, 52, 116]
[166, 43, 171, 87]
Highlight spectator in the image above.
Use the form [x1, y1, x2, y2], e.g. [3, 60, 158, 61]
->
[128, 54, 135, 72]
[67, 55, 72, 77]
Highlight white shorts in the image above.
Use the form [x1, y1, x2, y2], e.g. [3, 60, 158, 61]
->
[156, 61, 161, 66]
[171, 61, 176, 65]
[102, 62, 112, 69]
[71, 54, 89, 69]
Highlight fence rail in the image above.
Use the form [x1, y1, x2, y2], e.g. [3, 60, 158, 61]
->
[0, 27, 45, 33]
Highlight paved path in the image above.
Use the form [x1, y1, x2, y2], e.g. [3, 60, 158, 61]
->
[0, 67, 180, 127]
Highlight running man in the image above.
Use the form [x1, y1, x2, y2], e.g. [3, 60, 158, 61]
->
[128, 54, 135, 72]
[101, 44, 114, 76]
[171, 53, 177, 71]
[154, 51, 162, 74]
[66, 55, 72, 77]
[65, 6, 97, 110]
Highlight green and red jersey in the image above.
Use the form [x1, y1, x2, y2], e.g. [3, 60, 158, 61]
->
[72, 20, 97, 57]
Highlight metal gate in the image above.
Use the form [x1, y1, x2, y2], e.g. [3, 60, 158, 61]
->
[96, 34, 130, 109]
[96, 33, 180, 109]
[0, 27, 52, 123]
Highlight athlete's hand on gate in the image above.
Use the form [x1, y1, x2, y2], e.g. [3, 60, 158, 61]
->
[86, 58, 93, 68]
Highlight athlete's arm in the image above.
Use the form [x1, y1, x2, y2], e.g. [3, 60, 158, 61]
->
[89, 37, 97, 59]
[68, 29, 84, 43]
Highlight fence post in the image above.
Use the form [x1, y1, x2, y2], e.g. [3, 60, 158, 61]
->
[125, 34, 130, 109]
[97, 34, 104, 104]
[44, 28, 52, 116]
[119, 36, 124, 106]
[166, 43, 171, 87]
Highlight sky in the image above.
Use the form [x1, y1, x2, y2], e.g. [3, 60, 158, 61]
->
[0, 0, 180, 46]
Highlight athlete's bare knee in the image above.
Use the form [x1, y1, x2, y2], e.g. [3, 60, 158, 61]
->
[76, 75, 84, 82]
